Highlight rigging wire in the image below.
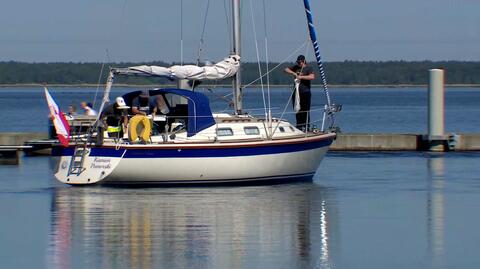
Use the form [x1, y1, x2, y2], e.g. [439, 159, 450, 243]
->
[180, 0, 184, 65]
[120, 0, 128, 21]
[248, 0, 268, 124]
[271, 89, 295, 136]
[92, 62, 105, 110]
[262, 0, 272, 129]
[223, 0, 232, 52]
[243, 40, 309, 89]
[206, 89, 234, 109]
[196, 0, 211, 65]
[105, 48, 112, 63]
[92, 0, 128, 111]
[271, 43, 311, 136]
[92, 50, 111, 111]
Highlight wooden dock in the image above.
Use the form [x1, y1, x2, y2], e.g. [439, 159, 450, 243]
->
[0, 132, 48, 164]
[0, 145, 33, 164]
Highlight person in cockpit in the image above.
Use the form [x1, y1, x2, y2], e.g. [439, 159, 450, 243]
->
[152, 95, 170, 134]
[132, 91, 151, 116]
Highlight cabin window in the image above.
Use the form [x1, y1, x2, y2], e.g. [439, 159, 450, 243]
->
[279, 126, 285, 133]
[244, 126, 260, 135]
[165, 93, 187, 108]
[217, 128, 234, 136]
[289, 126, 295, 131]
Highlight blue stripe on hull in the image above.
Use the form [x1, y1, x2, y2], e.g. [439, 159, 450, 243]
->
[53, 137, 334, 159]
[102, 172, 316, 186]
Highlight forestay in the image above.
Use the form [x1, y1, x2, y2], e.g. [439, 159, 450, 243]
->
[113, 54, 240, 80]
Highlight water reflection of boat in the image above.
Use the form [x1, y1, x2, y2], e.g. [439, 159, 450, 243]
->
[48, 183, 338, 269]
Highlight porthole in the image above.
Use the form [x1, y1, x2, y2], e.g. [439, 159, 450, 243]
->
[244, 126, 260, 135]
[217, 128, 234, 136]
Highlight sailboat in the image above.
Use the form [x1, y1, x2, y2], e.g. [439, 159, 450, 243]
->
[51, 0, 340, 185]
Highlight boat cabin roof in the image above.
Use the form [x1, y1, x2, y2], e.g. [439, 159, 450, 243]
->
[121, 88, 215, 137]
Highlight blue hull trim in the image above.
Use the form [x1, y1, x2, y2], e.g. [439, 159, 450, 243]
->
[102, 172, 316, 187]
[53, 136, 334, 159]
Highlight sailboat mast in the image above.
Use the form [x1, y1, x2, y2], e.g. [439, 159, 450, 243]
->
[232, 0, 242, 114]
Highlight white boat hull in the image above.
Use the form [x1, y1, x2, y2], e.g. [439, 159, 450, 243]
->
[106, 147, 328, 184]
[53, 133, 335, 185]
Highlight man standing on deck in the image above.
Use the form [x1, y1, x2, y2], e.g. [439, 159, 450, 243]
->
[284, 55, 315, 131]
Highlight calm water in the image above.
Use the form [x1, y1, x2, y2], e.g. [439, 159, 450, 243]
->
[1, 87, 480, 268]
[0, 86, 479, 133]
[1, 153, 480, 269]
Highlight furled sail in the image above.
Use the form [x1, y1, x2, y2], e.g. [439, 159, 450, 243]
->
[302, 0, 331, 108]
[113, 54, 240, 80]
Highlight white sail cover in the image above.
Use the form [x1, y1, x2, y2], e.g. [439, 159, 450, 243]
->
[114, 55, 240, 80]
[294, 79, 301, 112]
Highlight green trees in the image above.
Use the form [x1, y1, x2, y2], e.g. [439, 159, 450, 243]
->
[242, 61, 480, 85]
[0, 61, 479, 85]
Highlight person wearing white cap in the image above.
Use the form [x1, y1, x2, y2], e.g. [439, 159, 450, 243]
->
[103, 97, 129, 139]
[115, 96, 129, 110]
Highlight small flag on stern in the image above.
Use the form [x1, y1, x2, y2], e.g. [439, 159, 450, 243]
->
[44, 87, 70, 146]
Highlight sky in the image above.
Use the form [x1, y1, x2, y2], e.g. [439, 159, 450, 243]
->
[0, 0, 479, 63]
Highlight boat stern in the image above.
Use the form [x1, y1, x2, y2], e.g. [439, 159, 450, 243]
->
[53, 146, 125, 185]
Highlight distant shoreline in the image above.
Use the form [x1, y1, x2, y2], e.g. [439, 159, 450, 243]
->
[2, 61, 479, 87]
[0, 83, 479, 89]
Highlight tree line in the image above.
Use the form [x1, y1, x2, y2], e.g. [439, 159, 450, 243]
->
[0, 61, 479, 86]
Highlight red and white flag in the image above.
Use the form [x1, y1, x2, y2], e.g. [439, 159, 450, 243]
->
[44, 87, 70, 147]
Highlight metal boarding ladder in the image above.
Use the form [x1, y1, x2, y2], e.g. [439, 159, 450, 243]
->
[68, 144, 88, 176]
